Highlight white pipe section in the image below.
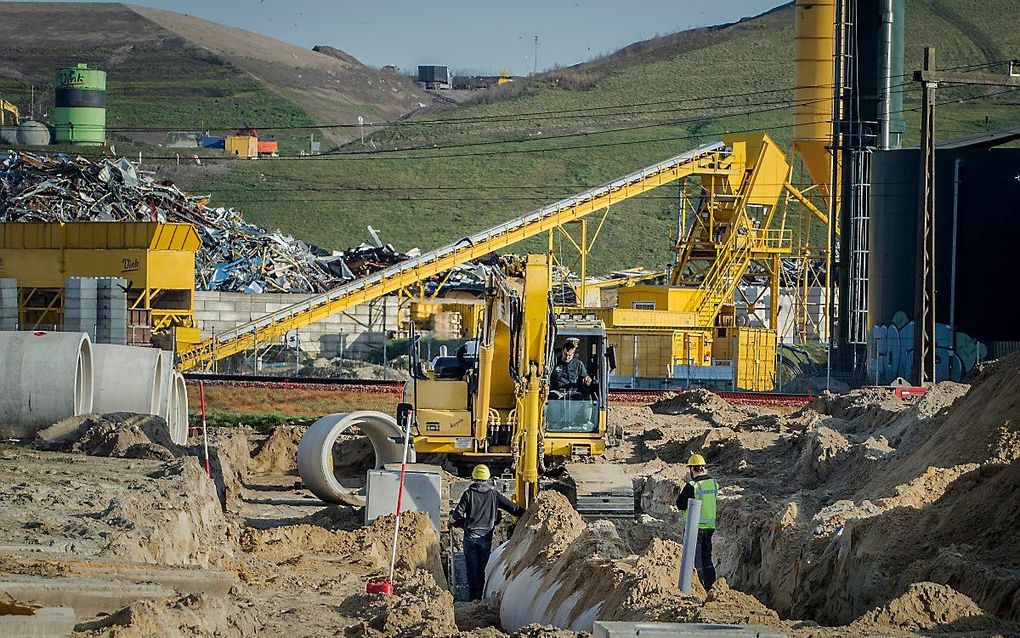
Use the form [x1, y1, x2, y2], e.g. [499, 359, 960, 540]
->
[91, 344, 162, 415]
[0, 331, 93, 438]
[679, 498, 702, 594]
[170, 372, 188, 445]
[156, 350, 173, 424]
[297, 411, 412, 504]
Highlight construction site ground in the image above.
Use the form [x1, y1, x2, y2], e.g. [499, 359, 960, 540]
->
[4, 356, 1020, 636]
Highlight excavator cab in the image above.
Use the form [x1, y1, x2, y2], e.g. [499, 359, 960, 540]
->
[546, 330, 605, 434]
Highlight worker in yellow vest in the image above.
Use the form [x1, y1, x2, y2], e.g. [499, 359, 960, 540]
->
[676, 453, 718, 589]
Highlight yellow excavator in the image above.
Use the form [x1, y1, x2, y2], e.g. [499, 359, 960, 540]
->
[404, 253, 624, 511]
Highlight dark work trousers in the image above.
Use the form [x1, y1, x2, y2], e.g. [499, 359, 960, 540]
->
[464, 532, 493, 601]
[695, 528, 716, 590]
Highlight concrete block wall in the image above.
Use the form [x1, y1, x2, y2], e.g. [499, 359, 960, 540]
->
[0, 278, 16, 331]
[64, 277, 98, 340]
[193, 291, 401, 358]
[96, 278, 128, 345]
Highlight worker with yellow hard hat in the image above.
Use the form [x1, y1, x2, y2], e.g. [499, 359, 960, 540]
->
[450, 464, 525, 600]
[676, 453, 719, 590]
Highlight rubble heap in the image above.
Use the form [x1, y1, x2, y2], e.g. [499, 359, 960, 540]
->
[0, 151, 410, 293]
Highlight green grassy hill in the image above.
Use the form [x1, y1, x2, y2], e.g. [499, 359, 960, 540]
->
[0, 2, 431, 151]
[188, 0, 1019, 274]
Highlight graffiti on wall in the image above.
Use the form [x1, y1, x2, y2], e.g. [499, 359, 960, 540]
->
[869, 310, 988, 385]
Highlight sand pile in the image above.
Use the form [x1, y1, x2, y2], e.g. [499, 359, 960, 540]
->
[489, 492, 759, 632]
[340, 569, 456, 638]
[72, 593, 259, 638]
[240, 511, 446, 586]
[852, 582, 1000, 633]
[721, 353, 1020, 626]
[249, 425, 303, 475]
[801, 388, 906, 428]
[650, 389, 748, 426]
[102, 459, 236, 567]
[35, 413, 180, 460]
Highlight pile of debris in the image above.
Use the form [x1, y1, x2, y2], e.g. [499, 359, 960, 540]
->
[0, 151, 413, 293]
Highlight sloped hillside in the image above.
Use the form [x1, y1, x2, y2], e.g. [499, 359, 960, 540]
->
[193, 0, 1020, 272]
[0, 2, 430, 147]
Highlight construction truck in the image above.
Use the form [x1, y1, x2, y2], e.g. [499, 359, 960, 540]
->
[404, 253, 627, 512]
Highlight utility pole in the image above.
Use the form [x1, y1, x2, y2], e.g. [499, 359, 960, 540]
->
[913, 47, 937, 387]
[910, 50, 1020, 386]
[534, 35, 539, 74]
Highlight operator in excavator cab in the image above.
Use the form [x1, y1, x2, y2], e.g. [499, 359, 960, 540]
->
[548, 337, 596, 430]
[550, 337, 592, 393]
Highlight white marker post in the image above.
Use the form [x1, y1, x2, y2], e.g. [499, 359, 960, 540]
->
[678, 498, 702, 594]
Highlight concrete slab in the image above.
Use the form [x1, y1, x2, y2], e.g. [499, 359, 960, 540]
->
[0, 576, 174, 619]
[0, 605, 76, 638]
[71, 565, 235, 598]
[592, 622, 788, 638]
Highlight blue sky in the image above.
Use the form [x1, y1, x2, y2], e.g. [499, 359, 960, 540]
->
[17, 0, 787, 75]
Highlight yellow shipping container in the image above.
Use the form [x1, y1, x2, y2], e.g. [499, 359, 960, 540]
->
[225, 135, 258, 159]
[733, 327, 777, 391]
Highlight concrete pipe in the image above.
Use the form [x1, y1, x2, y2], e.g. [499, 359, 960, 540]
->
[170, 372, 188, 445]
[297, 411, 412, 504]
[156, 350, 173, 423]
[0, 331, 94, 438]
[91, 344, 162, 415]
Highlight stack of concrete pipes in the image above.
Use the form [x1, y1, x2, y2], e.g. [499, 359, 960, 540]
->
[0, 331, 187, 443]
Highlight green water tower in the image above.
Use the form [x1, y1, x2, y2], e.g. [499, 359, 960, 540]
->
[54, 63, 106, 146]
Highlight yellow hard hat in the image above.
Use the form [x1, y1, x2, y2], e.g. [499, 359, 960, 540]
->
[687, 453, 707, 467]
[472, 464, 491, 480]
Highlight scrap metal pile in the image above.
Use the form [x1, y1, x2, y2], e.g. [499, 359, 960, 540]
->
[0, 151, 413, 293]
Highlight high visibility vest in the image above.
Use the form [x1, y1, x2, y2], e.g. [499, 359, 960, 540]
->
[683, 478, 718, 530]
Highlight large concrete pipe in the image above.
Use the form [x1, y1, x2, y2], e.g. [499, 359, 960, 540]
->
[0, 331, 94, 438]
[297, 411, 412, 504]
[91, 344, 162, 415]
[156, 350, 173, 422]
[170, 372, 188, 445]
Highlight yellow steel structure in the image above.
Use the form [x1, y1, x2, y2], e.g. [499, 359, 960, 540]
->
[0, 99, 19, 127]
[0, 222, 200, 331]
[408, 254, 610, 507]
[179, 134, 820, 379]
[177, 142, 732, 370]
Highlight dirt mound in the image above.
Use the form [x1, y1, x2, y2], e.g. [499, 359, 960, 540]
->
[340, 569, 457, 638]
[700, 579, 782, 627]
[651, 389, 747, 426]
[73, 593, 259, 638]
[794, 425, 852, 484]
[249, 426, 303, 475]
[853, 582, 1001, 632]
[455, 597, 502, 631]
[723, 356, 1020, 626]
[36, 413, 179, 460]
[241, 511, 446, 586]
[493, 492, 768, 632]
